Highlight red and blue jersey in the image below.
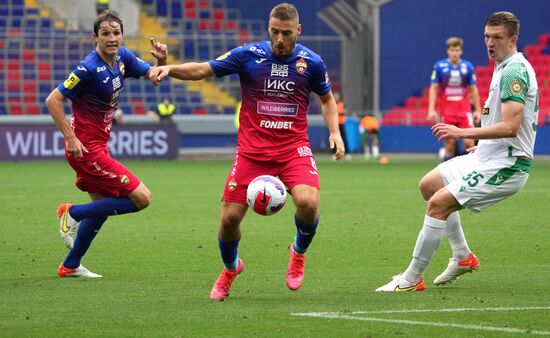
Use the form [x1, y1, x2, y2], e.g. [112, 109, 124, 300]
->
[208, 41, 331, 157]
[431, 58, 476, 116]
[57, 46, 150, 152]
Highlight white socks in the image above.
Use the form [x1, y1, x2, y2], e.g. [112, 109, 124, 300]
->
[372, 146, 379, 157]
[446, 211, 471, 260]
[403, 215, 446, 282]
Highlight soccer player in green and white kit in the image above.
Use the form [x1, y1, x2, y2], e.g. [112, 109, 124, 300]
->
[376, 11, 539, 292]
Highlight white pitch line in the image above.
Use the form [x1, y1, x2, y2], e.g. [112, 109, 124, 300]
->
[348, 306, 550, 315]
[291, 313, 550, 336]
[291, 307, 550, 336]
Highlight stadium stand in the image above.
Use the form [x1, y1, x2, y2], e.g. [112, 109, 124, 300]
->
[0, 0, 246, 115]
[383, 33, 550, 126]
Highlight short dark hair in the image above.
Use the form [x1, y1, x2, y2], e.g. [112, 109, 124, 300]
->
[94, 9, 124, 35]
[446, 37, 463, 49]
[485, 11, 519, 37]
[270, 3, 299, 22]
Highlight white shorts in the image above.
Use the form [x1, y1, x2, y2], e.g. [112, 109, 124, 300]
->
[438, 152, 531, 213]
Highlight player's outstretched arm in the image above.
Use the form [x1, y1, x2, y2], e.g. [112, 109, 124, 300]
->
[432, 100, 523, 141]
[148, 62, 215, 86]
[319, 91, 345, 160]
[45, 89, 88, 158]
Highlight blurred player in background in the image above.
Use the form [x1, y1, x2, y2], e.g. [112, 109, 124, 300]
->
[377, 11, 538, 291]
[335, 92, 351, 160]
[428, 37, 481, 161]
[359, 113, 380, 159]
[46, 10, 167, 278]
[149, 2, 345, 301]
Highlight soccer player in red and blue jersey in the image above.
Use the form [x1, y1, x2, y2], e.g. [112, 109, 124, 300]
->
[45, 10, 167, 278]
[428, 37, 481, 161]
[149, 2, 345, 300]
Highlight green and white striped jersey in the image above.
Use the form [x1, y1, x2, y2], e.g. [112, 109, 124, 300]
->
[477, 52, 538, 161]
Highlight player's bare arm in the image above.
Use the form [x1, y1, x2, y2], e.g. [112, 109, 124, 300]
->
[427, 82, 439, 121]
[319, 91, 345, 160]
[469, 84, 482, 123]
[45, 89, 88, 158]
[149, 62, 215, 85]
[432, 100, 524, 141]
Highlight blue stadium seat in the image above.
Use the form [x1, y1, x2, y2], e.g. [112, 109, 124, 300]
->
[39, 83, 51, 94]
[26, 7, 39, 16]
[156, 0, 168, 16]
[178, 106, 192, 114]
[11, 18, 21, 27]
[0, 106, 7, 115]
[171, 0, 182, 19]
[40, 18, 52, 29]
[12, 7, 24, 17]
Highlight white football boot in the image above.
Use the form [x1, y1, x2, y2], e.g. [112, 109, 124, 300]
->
[57, 203, 80, 249]
[375, 274, 425, 292]
[57, 264, 102, 278]
[434, 252, 480, 285]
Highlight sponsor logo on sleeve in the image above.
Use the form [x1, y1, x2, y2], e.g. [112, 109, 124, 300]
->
[228, 179, 238, 191]
[325, 71, 330, 84]
[63, 73, 80, 89]
[431, 70, 436, 80]
[118, 62, 125, 76]
[120, 175, 129, 185]
[510, 80, 523, 95]
[216, 51, 231, 60]
[295, 58, 307, 75]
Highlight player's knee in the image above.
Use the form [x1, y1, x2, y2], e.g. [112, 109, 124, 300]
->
[134, 190, 151, 210]
[293, 195, 319, 217]
[220, 212, 242, 229]
[419, 178, 436, 202]
[426, 192, 453, 219]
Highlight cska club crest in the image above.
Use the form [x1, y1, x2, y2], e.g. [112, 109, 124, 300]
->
[295, 58, 307, 75]
[119, 61, 125, 76]
[228, 179, 238, 191]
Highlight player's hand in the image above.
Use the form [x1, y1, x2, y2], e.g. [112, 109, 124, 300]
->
[150, 38, 168, 65]
[148, 66, 170, 86]
[65, 135, 88, 158]
[427, 109, 438, 122]
[466, 146, 477, 153]
[431, 123, 463, 141]
[330, 133, 345, 160]
[473, 110, 481, 124]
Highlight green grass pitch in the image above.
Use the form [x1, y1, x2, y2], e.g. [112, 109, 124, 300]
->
[1, 156, 549, 337]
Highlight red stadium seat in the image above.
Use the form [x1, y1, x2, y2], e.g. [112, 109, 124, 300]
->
[22, 49, 35, 61]
[223, 20, 237, 31]
[8, 81, 21, 92]
[213, 9, 224, 20]
[25, 104, 41, 115]
[185, 9, 196, 19]
[198, 0, 209, 8]
[8, 99, 24, 115]
[184, 0, 196, 9]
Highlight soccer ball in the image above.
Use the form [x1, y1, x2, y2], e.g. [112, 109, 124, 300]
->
[246, 175, 287, 216]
